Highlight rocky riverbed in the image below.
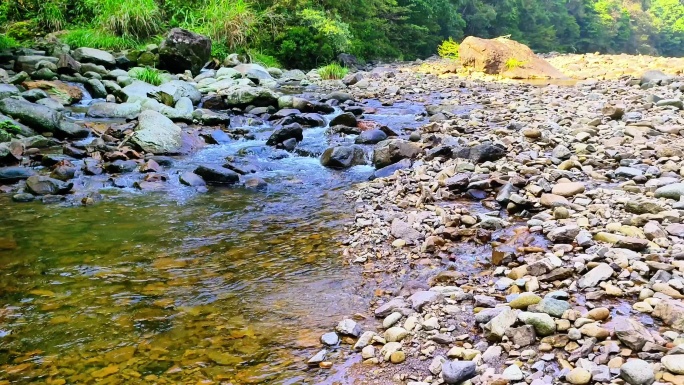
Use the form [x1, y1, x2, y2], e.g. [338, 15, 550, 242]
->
[306, 57, 684, 385]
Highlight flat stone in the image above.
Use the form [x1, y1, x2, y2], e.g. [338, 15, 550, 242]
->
[552, 182, 585, 197]
[409, 290, 441, 311]
[335, 319, 362, 337]
[441, 360, 476, 384]
[578, 263, 614, 289]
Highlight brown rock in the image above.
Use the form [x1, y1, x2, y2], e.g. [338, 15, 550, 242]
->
[458, 36, 566, 79]
[22, 80, 83, 105]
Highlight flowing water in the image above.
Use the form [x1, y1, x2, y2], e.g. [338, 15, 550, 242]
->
[0, 99, 427, 384]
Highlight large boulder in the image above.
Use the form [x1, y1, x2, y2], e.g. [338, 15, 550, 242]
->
[158, 80, 202, 105]
[459, 36, 566, 79]
[233, 63, 274, 84]
[158, 28, 211, 75]
[372, 139, 421, 168]
[220, 85, 279, 108]
[120, 80, 161, 103]
[26, 175, 73, 195]
[320, 145, 367, 169]
[14, 56, 58, 74]
[87, 102, 142, 120]
[131, 110, 182, 154]
[72, 47, 116, 68]
[0, 84, 20, 100]
[0, 98, 62, 133]
[194, 165, 239, 185]
[266, 123, 303, 146]
[0, 166, 36, 184]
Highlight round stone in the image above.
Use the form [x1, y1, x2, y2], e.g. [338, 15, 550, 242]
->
[390, 350, 406, 364]
[567, 368, 591, 384]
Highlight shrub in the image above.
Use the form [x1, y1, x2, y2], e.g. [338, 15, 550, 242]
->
[6, 20, 39, 41]
[61, 29, 142, 50]
[0, 35, 18, 50]
[318, 63, 348, 80]
[130, 66, 163, 86]
[505, 58, 526, 69]
[437, 37, 460, 60]
[96, 0, 163, 38]
[276, 26, 334, 69]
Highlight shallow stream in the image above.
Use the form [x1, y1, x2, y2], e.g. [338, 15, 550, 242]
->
[0, 97, 427, 384]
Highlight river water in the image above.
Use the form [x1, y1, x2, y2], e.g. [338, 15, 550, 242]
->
[0, 97, 426, 384]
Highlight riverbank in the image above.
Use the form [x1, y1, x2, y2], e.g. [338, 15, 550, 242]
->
[331, 56, 684, 384]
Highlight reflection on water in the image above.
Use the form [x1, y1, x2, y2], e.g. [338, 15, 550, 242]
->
[0, 176, 369, 384]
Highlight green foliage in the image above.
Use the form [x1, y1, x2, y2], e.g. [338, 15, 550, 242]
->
[318, 63, 348, 80]
[95, 0, 162, 38]
[130, 66, 163, 86]
[505, 58, 526, 69]
[2, 0, 684, 64]
[275, 25, 334, 69]
[183, 0, 261, 50]
[299, 9, 351, 53]
[6, 21, 39, 41]
[0, 120, 22, 135]
[37, 0, 67, 31]
[437, 38, 460, 60]
[0, 35, 18, 50]
[62, 29, 142, 50]
[250, 51, 281, 68]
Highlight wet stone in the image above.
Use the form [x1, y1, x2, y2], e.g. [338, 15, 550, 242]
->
[320, 332, 340, 346]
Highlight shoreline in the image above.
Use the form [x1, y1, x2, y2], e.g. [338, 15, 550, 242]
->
[328, 56, 684, 385]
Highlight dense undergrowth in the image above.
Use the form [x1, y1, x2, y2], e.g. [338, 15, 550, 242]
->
[0, 0, 683, 69]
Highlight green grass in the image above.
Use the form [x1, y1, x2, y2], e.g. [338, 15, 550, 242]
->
[130, 66, 163, 86]
[437, 37, 460, 60]
[61, 29, 143, 50]
[37, 1, 66, 31]
[505, 58, 526, 70]
[250, 51, 281, 68]
[0, 35, 18, 50]
[318, 63, 348, 80]
[186, 0, 259, 50]
[96, 0, 163, 38]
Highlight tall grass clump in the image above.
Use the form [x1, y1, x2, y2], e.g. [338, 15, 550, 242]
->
[437, 37, 460, 60]
[61, 29, 142, 50]
[0, 35, 18, 50]
[250, 50, 281, 68]
[188, 0, 261, 50]
[96, 0, 163, 38]
[130, 66, 163, 86]
[36, 0, 66, 31]
[318, 63, 348, 80]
